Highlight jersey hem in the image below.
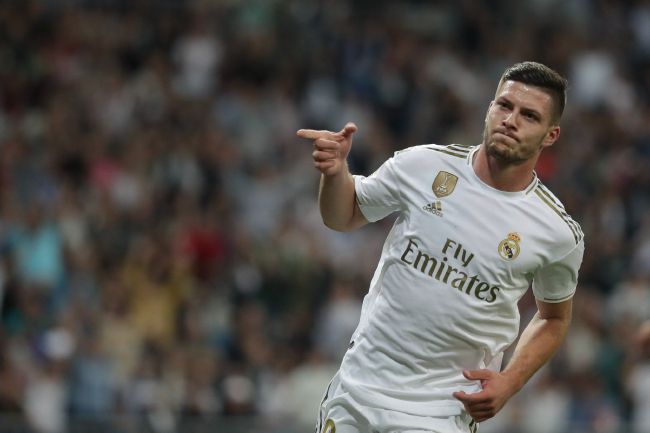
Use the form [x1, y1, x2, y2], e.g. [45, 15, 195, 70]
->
[339, 373, 471, 418]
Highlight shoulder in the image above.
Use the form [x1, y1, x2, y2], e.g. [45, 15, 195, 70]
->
[387, 144, 476, 184]
[531, 181, 584, 247]
[424, 143, 476, 159]
[393, 143, 477, 161]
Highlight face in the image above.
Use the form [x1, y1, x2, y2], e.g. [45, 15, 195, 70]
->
[482, 80, 560, 164]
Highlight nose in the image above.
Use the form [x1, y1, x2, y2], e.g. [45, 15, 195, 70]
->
[502, 112, 517, 130]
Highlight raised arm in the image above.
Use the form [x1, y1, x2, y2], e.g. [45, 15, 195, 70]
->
[454, 298, 572, 422]
[297, 122, 368, 232]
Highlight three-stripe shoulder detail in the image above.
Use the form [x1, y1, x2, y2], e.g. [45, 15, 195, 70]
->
[426, 144, 473, 159]
[534, 184, 584, 244]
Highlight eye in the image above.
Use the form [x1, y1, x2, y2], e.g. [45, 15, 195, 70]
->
[523, 112, 539, 122]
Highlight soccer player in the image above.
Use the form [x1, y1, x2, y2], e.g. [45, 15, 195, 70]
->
[297, 62, 585, 433]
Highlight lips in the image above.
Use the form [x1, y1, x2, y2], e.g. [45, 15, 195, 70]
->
[493, 129, 519, 142]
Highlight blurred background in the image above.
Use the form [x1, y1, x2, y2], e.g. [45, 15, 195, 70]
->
[0, 0, 649, 432]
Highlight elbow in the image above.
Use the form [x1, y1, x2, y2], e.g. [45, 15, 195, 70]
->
[538, 314, 572, 340]
[322, 218, 355, 232]
[320, 205, 367, 232]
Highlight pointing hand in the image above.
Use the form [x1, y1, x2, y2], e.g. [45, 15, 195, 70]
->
[297, 122, 358, 176]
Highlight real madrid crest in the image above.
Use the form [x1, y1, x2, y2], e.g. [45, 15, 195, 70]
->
[432, 171, 458, 198]
[498, 232, 521, 261]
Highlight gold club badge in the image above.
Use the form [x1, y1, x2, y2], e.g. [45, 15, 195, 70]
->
[498, 232, 521, 261]
[432, 171, 458, 198]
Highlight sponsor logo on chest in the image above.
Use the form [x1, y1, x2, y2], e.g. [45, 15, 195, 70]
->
[400, 237, 503, 303]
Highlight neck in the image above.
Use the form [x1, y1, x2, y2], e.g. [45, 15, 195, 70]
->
[472, 145, 537, 192]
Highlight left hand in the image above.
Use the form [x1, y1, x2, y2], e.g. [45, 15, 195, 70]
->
[452, 369, 518, 423]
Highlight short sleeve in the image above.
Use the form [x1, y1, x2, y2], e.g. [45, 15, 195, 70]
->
[532, 239, 585, 303]
[353, 155, 403, 223]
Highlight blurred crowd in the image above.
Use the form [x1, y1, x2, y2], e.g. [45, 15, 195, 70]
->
[0, 0, 649, 432]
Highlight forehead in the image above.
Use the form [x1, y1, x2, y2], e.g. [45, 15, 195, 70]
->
[495, 80, 554, 116]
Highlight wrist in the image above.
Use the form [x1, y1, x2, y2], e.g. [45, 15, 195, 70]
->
[499, 370, 526, 395]
[322, 162, 351, 180]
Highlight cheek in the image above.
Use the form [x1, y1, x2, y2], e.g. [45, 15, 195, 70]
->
[521, 133, 547, 152]
[485, 110, 499, 127]
[535, 130, 551, 144]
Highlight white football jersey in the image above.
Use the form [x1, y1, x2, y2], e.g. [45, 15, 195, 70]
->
[337, 144, 584, 417]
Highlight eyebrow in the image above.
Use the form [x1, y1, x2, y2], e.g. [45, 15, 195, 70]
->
[497, 96, 543, 120]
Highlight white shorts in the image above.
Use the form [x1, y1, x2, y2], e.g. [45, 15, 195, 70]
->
[316, 374, 478, 433]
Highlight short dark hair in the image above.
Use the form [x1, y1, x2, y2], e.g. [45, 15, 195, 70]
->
[498, 61, 568, 122]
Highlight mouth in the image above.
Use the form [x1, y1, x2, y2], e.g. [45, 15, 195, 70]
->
[493, 129, 519, 143]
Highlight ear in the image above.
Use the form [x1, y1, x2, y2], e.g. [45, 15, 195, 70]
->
[542, 125, 560, 148]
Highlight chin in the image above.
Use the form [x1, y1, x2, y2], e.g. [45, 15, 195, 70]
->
[487, 141, 512, 159]
[488, 143, 526, 163]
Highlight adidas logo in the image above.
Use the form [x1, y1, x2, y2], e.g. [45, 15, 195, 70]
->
[423, 201, 443, 217]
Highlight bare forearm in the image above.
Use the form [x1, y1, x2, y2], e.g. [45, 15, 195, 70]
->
[319, 168, 364, 231]
[502, 312, 570, 392]
[297, 122, 366, 231]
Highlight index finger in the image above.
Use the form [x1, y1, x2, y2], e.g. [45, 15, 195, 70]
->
[296, 129, 333, 140]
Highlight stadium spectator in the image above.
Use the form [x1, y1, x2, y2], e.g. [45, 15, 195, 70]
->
[0, 1, 648, 432]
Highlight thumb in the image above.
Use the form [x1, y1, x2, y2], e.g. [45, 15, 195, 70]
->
[452, 391, 467, 400]
[338, 122, 358, 138]
[463, 369, 494, 381]
[452, 390, 481, 403]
